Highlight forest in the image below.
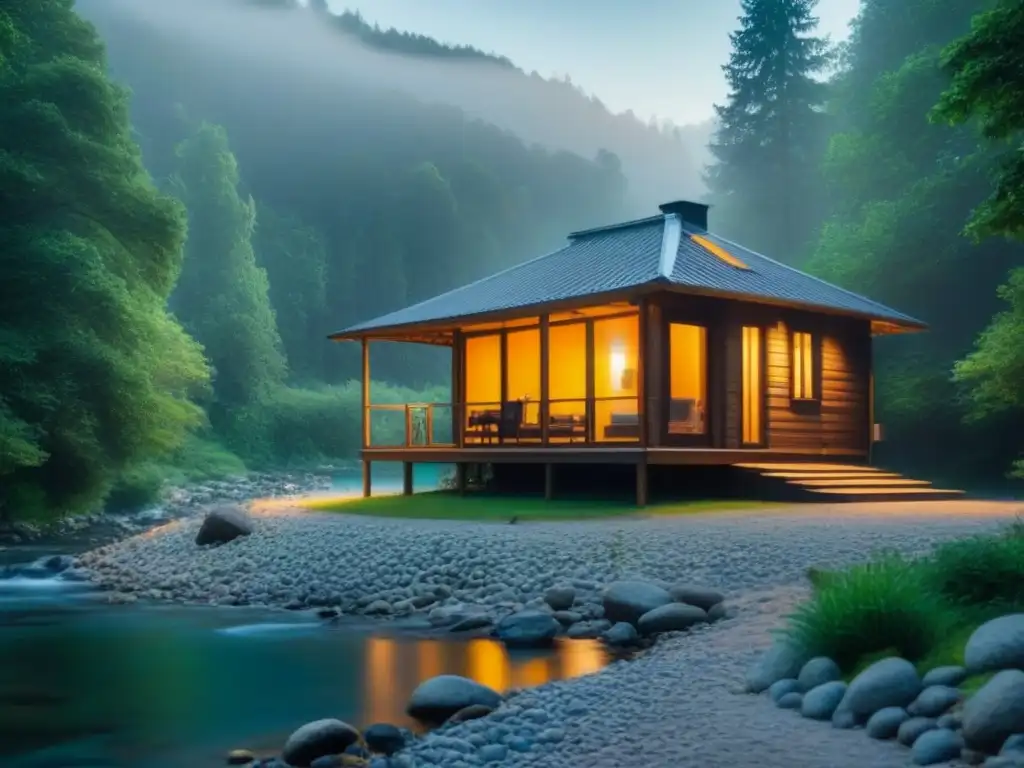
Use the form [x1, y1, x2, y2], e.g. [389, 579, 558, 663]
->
[0, 0, 1021, 523]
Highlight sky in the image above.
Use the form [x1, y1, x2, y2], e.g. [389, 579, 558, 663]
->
[327, 0, 861, 126]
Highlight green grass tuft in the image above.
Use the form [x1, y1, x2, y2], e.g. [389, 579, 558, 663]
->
[923, 524, 1024, 608]
[784, 555, 955, 672]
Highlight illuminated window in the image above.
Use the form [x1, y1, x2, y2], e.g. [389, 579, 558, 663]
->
[742, 326, 762, 444]
[792, 330, 816, 400]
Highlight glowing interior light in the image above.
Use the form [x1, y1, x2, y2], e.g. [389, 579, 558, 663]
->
[609, 344, 627, 391]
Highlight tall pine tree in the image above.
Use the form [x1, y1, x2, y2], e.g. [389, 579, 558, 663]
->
[706, 0, 829, 262]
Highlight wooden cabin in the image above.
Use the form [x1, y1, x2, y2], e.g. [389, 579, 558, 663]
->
[330, 201, 958, 505]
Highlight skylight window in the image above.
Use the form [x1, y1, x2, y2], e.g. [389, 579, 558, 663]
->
[690, 234, 750, 270]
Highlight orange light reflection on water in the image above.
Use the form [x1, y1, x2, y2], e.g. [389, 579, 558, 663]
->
[363, 636, 607, 728]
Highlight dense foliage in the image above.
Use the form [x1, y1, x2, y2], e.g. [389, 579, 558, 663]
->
[0, 0, 208, 522]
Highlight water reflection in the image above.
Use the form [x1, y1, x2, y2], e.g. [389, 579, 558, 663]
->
[0, 595, 608, 768]
[363, 637, 607, 728]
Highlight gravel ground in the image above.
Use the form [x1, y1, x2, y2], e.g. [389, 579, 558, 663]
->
[77, 499, 1023, 767]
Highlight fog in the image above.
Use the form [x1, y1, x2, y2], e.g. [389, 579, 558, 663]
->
[81, 0, 708, 208]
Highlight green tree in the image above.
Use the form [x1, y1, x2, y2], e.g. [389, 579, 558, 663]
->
[706, 0, 830, 261]
[933, 0, 1024, 475]
[170, 123, 286, 432]
[0, 1, 208, 521]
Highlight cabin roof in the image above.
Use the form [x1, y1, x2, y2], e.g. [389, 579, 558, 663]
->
[331, 202, 924, 339]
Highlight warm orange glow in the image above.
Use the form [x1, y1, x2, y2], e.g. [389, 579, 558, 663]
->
[668, 322, 706, 435]
[365, 637, 396, 725]
[548, 321, 587, 423]
[417, 640, 443, 681]
[792, 331, 814, 399]
[506, 328, 541, 423]
[467, 638, 510, 693]
[560, 639, 606, 678]
[594, 313, 639, 442]
[690, 234, 750, 269]
[465, 334, 501, 407]
[549, 303, 634, 322]
[512, 658, 551, 688]
[742, 325, 762, 444]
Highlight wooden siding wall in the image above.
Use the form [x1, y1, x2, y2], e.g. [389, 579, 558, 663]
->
[765, 317, 870, 452]
[723, 324, 742, 449]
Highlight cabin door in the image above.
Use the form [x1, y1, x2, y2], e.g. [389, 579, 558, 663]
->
[665, 322, 710, 445]
[741, 325, 766, 447]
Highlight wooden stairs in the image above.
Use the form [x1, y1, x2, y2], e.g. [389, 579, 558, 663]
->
[734, 462, 965, 503]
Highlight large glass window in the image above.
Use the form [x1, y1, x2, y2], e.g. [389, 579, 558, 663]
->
[792, 330, 816, 400]
[668, 322, 707, 435]
[593, 314, 639, 442]
[505, 328, 541, 425]
[742, 325, 762, 444]
[464, 334, 501, 443]
[547, 322, 587, 442]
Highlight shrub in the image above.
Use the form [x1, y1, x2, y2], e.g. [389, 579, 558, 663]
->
[106, 463, 167, 512]
[784, 555, 953, 671]
[924, 523, 1024, 608]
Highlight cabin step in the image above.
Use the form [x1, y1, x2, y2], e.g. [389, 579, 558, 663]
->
[805, 487, 966, 502]
[735, 462, 873, 472]
[788, 477, 932, 488]
[760, 471, 901, 480]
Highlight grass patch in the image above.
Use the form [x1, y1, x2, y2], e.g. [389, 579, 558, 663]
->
[301, 491, 780, 522]
[786, 519, 1024, 682]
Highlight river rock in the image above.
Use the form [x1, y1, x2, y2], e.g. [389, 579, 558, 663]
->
[668, 583, 724, 611]
[363, 723, 405, 755]
[281, 719, 360, 767]
[909, 685, 961, 718]
[843, 657, 921, 719]
[966, 615, 1024, 675]
[898, 717, 939, 747]
[769, 679, 801, 703]
[195, 504, 253, 546]
[406, 675, 501, 723]
[866, 707, 910, 739]
[602, 580, 673, 625]
[745, 642, 807, 694]
[544, 585, 575, 611]
[798, 657, 842, 692]
[912, 729, 965, 765]
[603, 621, 639, 647]
[447, 704, 495, 724]
[963, 669, 1024, 753]
[637, 602, 707, 635]
[801, 681, 847, 720]
[495, 610, 560, 647]
[922, 665, 967, 688]
[227, 749, 256, 765]
[778, 692, 803, 709]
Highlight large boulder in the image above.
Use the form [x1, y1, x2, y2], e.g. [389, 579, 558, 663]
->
[495, 610, 560, 648]
[636, 603, 707, 635]
[668, 584, 724, 611]
[965, 614, 1024, 675]
[195, 504, 253, 546]
[962, 669, 1024, 754]
[745, 642, 807, 694]
[406, 675, 501, 724]
[602, 581, 673, 625]
[281, 719, 360, 767]
[842, 657, 921, 720]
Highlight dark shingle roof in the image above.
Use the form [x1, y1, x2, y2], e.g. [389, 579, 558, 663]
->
[332, 207, 923, 338]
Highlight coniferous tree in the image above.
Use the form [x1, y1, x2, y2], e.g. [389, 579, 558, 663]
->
[170, 123, 286, 434]
[706, 0, 830, 262]
[0, 1, 208, 520]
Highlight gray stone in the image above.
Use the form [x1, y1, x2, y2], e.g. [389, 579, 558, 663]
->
[281, 719, 360, 767]
[194, 504, 253, 546]
[544, 586, 575, 611]
[707, 602, 728, 622]
[844, 657, 921, 718]
[449, 615, 493, 633]
[552, 610, 582, 626]
[832, 701, 858, 729]
[937, 712, 962, 730]
[963, 669, 1024, 753]
[602, 580, 673, 625]
[363, 723, 405, 755]
[745, 642, 808, 693]
[866, 707, 910, 739]
[668, 583, 724, 611]
[1003, 734, 1024, 755]
[911, 685, 962, 718]
[566, 620, 609, 639]
[603, 621, 639, 647]
[898, 717, 939, 747]
[985, 757, 1024, 768]
[495, 610, 560, 648]
[801, 681, 847, 720]
[769, 678, 801, 703]
[637, 602, 708, 635]
[448, 704, 494, 724]
[479, 744, 508, 763]
[798, 657, 842, 692]
[407, 675, 502, 724]
[912, 728, 965, 765]
[966, 614, 1024, 674]
[777, 692, 803, 709]
[922, 665, 968, 688]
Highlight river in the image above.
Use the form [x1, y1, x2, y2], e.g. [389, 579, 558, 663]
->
[0, 465, 609, 767]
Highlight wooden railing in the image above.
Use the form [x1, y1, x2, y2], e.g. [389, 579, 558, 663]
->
[365, 403, 454, 448]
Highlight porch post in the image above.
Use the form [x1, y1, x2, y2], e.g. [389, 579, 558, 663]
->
[544, 463, 555, 500]
[540, 315, 550, 445]
[361, 338, 371, 498]
[451, 330, 464, 448]
[645, 299, 664, 447]
[455, 462, 467, 494]
[637, 298, 648, 446]
[635, 459, 649, 507]
[402, 462, 414, 495]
